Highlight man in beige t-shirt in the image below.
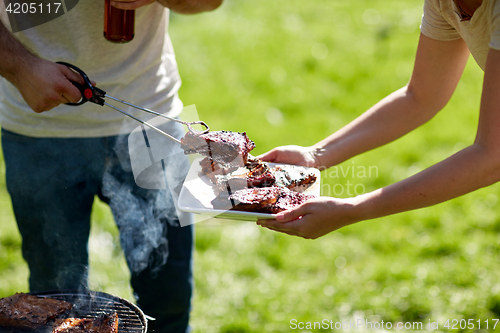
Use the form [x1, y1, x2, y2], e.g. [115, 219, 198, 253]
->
[256, 0, 500, 239]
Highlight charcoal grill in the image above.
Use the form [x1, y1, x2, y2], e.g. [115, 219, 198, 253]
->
[14, 290, 151, 333]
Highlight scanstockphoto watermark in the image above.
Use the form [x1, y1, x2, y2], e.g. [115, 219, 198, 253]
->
[290, 318, 436, 331]
[320, 161, 379, 197]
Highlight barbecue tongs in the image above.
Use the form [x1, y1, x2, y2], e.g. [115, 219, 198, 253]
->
[57, 62, 210, 143]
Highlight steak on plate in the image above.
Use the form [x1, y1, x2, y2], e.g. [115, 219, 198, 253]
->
[214, 170, 276, 192]
[199, 156, 238, 183]
[211, 186, 314, 213]
[209, 159, 316, 194]
[271, 164, 317, 192]
[0, 293, 72, 330]
[271, 187, 315, 213]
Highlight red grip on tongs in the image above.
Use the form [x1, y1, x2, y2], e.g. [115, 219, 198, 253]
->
[84, 89, 93, 100]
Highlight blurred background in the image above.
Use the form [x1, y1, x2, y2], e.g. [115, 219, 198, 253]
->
[2, 0, 499, 332]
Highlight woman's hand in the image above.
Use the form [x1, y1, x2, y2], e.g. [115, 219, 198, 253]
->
[257, 145, 322, 168]
[256, 196, 360, 239]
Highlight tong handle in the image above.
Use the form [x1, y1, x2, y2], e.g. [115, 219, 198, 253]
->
[57, 61, 106, 106]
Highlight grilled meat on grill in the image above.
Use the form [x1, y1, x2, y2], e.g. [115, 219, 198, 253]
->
[52, 312, 119, 333]
[181, 130, 255, 166]
[0, 293, 72, 330]
[212, 186, 314, 213]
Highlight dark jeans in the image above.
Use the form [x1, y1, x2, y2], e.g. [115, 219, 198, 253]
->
[1, 125, 193, 333]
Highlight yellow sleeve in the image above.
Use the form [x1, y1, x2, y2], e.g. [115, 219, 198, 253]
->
[421, 0, 462, 41]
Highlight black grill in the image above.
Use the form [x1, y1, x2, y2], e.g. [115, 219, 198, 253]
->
[30, 291, 149, 333]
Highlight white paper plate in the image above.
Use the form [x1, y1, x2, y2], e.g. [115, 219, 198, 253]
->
[178, 157, 321, 221]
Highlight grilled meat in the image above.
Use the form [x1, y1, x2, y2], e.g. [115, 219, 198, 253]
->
[200, 154, 266, 176]
[214, 170, 276, 192]
[199, 156, 238, 183]
[190, 131, 318, 214]
[212, 187, 282, 212]
[271, 165, 317, 192]
[209, 160, 316, 194]
[212, 186, 314, 213]
[0, 293, 72, 330]
[181, 130, 256, 166]
[244, 155, 270, 176]
[200, 154, 273, 187]
[52, 313, 119, 333]
[200, 156, 222, 175]
[272, 188, 315, 213]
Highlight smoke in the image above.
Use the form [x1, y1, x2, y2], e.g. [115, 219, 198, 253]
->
[101, 169, 169, 274]
[99, 106, 196, 275]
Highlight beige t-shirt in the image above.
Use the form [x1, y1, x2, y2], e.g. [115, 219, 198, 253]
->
[0, 1, 182, 138]
[421, 0, 500, 70]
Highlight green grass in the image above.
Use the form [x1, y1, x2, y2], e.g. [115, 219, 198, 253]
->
[2, 0, 499, 332]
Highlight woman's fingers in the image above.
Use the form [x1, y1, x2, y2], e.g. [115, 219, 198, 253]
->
[256, 149, 278, 162]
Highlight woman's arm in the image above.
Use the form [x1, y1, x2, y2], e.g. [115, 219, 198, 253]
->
[260, 34, 470, 168]
[361, 47, 500, 215]
[258, 41, 500, 239]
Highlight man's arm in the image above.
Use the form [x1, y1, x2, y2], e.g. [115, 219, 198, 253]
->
[0, 21, 83, 112]
[111, 0, 223, 14]
[260, 34, 471, 169]
[0, 20, 36, 87]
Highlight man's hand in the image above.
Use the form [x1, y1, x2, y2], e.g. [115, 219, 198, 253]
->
[256, 197, 359, 239]
[13, 59, 84, 113]
[0, 21, 83, 113]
